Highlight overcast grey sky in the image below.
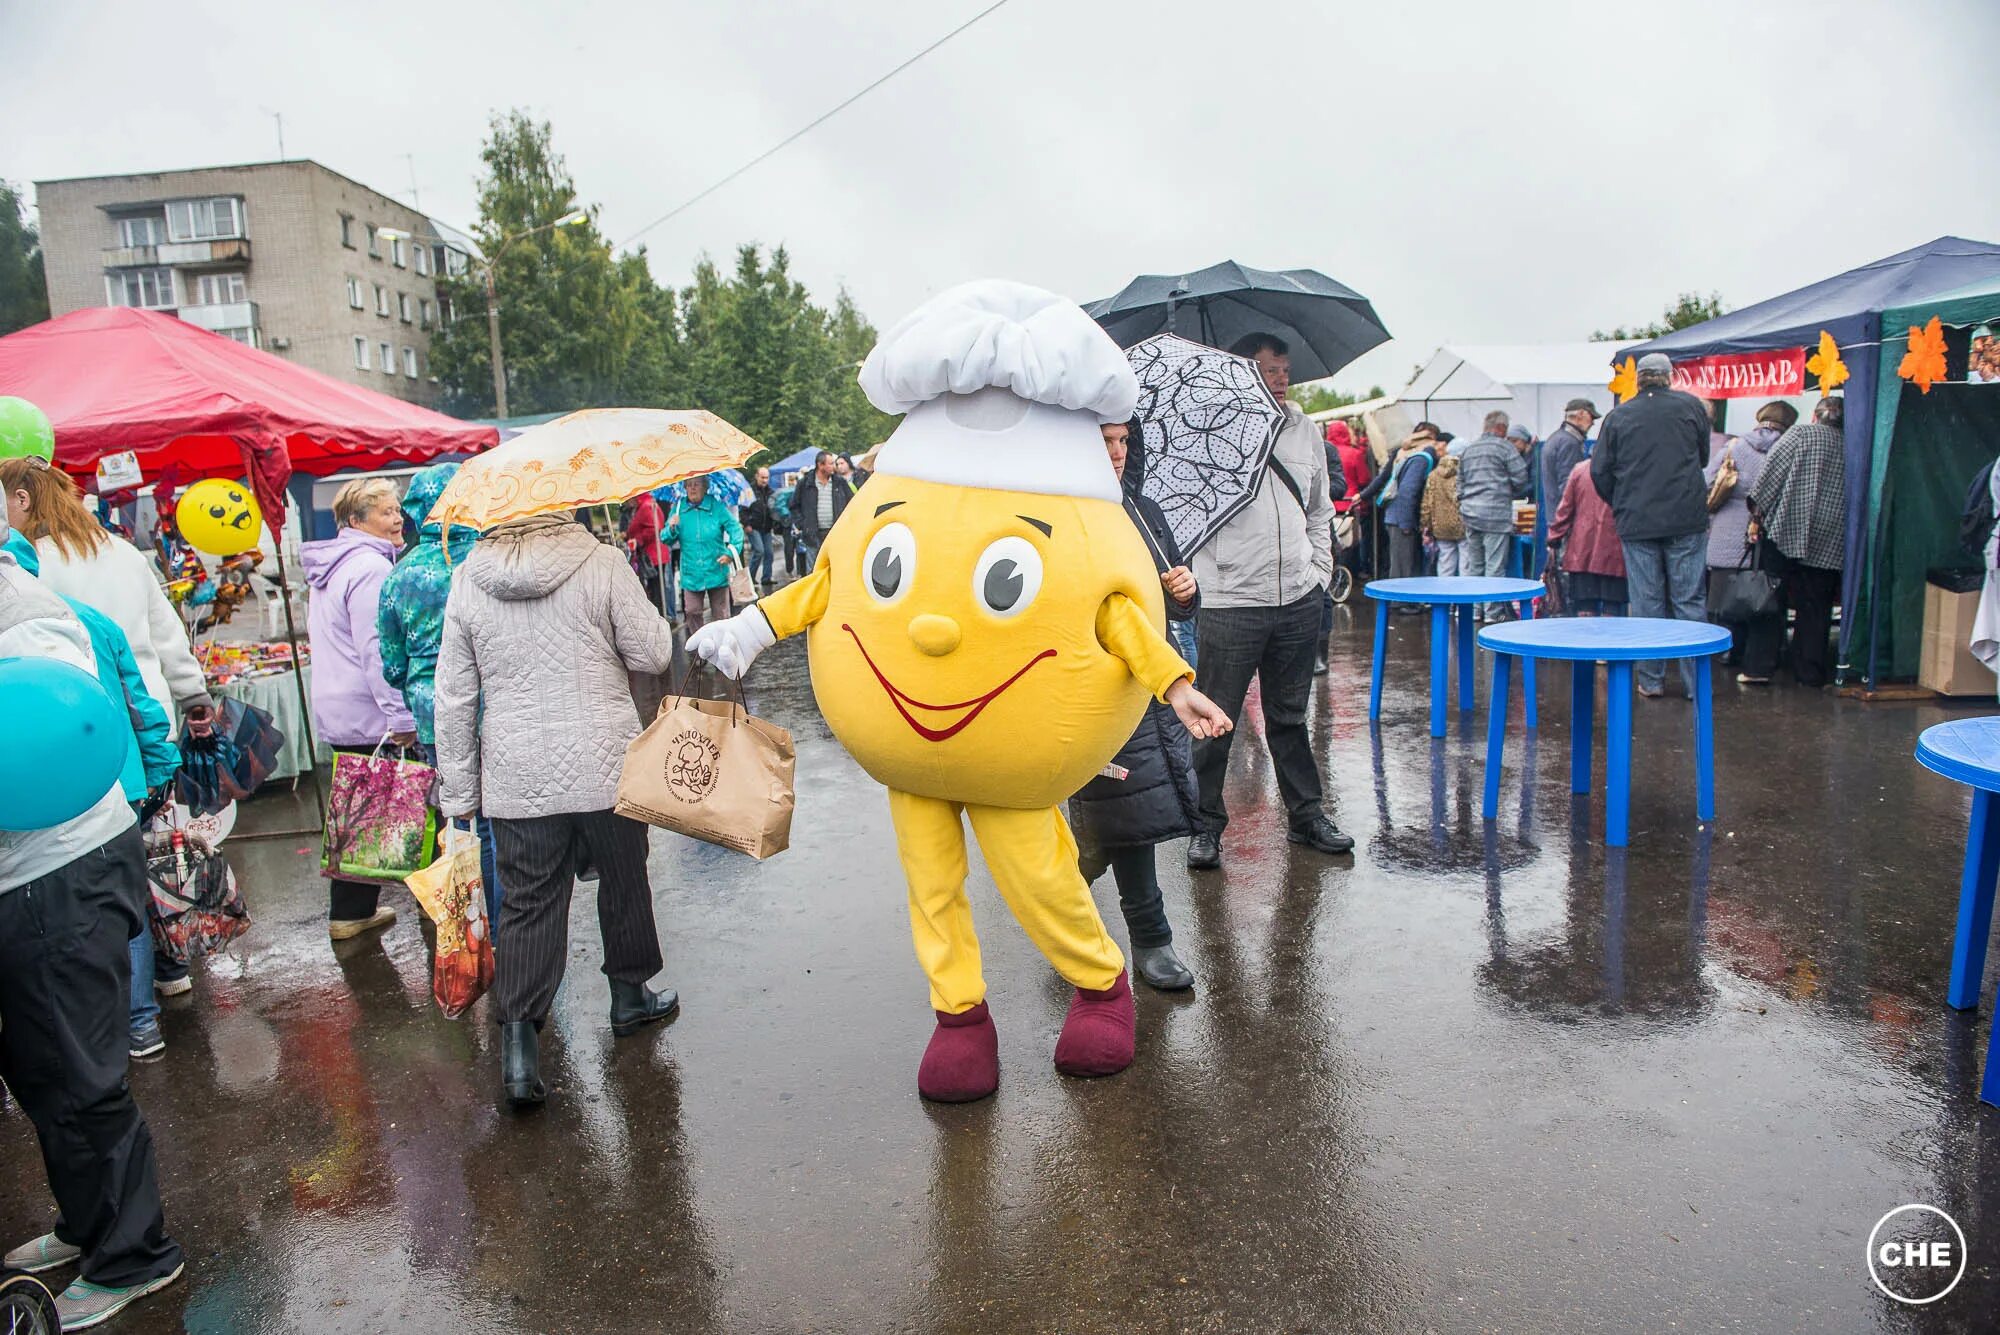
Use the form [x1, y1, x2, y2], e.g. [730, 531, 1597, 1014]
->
[6, 0, 1998, 403]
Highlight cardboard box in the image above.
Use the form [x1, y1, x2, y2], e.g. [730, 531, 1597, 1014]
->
[1920, 581, 1992, 697]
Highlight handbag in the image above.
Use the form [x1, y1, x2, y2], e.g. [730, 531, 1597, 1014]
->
[405, 827, 494, 1018]
[1705, 444, 1739, 513]
[726, 552, 758, 605]
[616, 678, 795, 860]
[146, 819, 250, 965]
[322, 741, 439, 883]
[1709, 543, 1783, 622]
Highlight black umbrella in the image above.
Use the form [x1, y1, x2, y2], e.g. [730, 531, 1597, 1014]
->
[1084, 260, 1391, 382]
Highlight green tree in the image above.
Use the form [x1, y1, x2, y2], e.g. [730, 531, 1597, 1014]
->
[0, 181, 49, 336]
[430, 111, 670, 416]
[1591, 290, 1727, 341]
[1289, 382, 1386, 415]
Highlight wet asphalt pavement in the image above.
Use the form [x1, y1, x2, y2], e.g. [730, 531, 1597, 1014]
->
[5, 604, 1999, 1333]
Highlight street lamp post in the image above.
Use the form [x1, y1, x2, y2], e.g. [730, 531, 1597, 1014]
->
[470, 210, 587, 419]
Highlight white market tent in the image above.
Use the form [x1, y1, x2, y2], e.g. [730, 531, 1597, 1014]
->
[1398, 341, 1638, 441]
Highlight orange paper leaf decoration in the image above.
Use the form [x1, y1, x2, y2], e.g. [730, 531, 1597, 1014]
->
[1805, 330, 1848, 395]
[1608, 356, 1638, 404]
[1898, 316, 1947, 394]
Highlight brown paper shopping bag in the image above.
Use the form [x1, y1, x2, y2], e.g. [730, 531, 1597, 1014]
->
[615, 691, 795, 859]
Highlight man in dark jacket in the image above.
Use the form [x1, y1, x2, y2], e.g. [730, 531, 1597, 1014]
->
[790, 450, 855, 569]
[1539, 399, 1599, 611]
[742, 465, 777, 588]
[1590, 353, 1712, 696]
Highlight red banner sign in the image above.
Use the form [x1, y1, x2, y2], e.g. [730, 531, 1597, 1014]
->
[1669, 348, 1806, 398]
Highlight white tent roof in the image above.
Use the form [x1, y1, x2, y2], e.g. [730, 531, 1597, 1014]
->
[1401, 341, 1639, 402]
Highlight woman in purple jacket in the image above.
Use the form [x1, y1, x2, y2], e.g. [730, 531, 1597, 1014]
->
[303, 477, 417, 940]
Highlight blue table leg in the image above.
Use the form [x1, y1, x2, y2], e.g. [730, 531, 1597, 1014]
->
[1430, 603, 1449, 738]
[1570, 660, 1593, 794]
[1947, 788, 2000, 1011]
[1605, 661, 1633, 846]
[1457, 604, 1475, 717]
[1693, 656, 1715, 822]
[1520, 598, 1538, 730]
[1984, 1006, 2000, 1109]
[1370, 598, 1388, 722]
[1483, 652, 1511, 820]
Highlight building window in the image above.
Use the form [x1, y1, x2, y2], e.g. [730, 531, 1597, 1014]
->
[418, 297, 432, 328]
[346, 276, 364, 309]
[374, 284, 389, 317]
[164, 197, 243, 242]
[107, 267, 175, 309]
[217, 328, 256, 347]
[366, 223, 380, 257]
[414, 245, 430, 277]
[402, 346, 418, 378]
[378, 341, 393, 373]
[437, 294, 453, 324]
[117, 215, 165, 248]
[353, 336, 369, 369]
[192, 272, 246, 305]
[339, 213, 355, 249]
[391, 235, 406, 268]
[436, 245, 470, 278]
[397, 292, 412, 323]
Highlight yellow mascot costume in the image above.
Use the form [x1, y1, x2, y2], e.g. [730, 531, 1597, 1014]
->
[690, 279, 1227, 1101]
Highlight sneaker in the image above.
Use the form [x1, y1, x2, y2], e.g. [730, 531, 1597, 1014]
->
[328, 907, 396, 941]
[1287, 815, 1356, 855]
[54, 1265, 184, 1331]
[1637, 684, 1666, 699]
[129, 1020, 165, 1061]
[1185, 831, 1221, 871]
[4, 1232, 81, 1273]
[154, 975, 193, 998]
[1735, 673, 1771, 685]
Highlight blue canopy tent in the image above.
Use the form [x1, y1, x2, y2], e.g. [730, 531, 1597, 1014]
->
[1626, 237, 2000, 685]
[768, 446, 818, 486]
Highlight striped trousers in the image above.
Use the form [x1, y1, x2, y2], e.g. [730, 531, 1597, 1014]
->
[488, 808, 663, 1025]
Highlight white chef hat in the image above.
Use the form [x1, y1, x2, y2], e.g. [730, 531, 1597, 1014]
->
[859, 279, 1137, 504]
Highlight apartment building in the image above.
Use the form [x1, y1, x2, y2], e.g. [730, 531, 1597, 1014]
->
[35, 159, 475, 409]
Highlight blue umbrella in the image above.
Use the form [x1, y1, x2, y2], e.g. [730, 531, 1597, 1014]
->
[654, 469, 748, 508]
[1084, 260, 1391, 382]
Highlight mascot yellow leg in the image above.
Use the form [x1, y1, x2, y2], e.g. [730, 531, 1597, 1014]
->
[963, 804, 1123, 991]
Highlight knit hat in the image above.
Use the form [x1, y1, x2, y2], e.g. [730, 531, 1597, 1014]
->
[859, 280, 1138, 504]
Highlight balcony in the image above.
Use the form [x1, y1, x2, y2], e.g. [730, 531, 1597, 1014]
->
[178, 301, 259, 338]
[159, 237, 251, 266]
[102, 245, 159, 268]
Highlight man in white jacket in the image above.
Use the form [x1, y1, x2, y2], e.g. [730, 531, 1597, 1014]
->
[1185, 333, 1353, 869]
[0, 521, 185, 1330]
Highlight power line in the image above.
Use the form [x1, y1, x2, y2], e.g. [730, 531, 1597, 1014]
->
[612, 0, 1014, 251]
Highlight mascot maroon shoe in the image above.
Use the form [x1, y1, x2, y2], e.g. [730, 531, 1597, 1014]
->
[918, 1001, 1000, 1102]
[1053, 970, 1136, 1078]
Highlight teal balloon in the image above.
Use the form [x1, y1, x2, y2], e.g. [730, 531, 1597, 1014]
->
[0, 656, 129, 830]
[0, 397, 54, 462]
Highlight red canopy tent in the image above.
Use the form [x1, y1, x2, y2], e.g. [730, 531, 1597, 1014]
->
[0, 307, 497, 520]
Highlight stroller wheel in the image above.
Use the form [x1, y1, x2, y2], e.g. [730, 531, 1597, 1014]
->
[0, 1270, 61, 1335]
[1330, 566, 1355, 604]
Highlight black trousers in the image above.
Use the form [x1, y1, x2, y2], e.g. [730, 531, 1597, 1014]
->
[0, 827, 182, 1288]
[1109, 847, 1172, 949]
[489, 809, 663, 1025]
[1784, 561, 1841, 687]
[1192, 595, 1327, 833]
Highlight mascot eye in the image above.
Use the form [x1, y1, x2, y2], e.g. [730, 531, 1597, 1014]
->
[208, 505, 226, 519]
[972, 537, 1043, 618]
[862, 522, 916, 605]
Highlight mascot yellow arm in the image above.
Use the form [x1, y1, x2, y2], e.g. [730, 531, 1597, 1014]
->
[754, 564, 833, 640]
[1095, 593, 1193, 703]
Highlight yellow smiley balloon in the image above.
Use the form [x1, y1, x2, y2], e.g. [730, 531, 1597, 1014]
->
[176, 478, 264, 556]
[806, 474, 1162, 809]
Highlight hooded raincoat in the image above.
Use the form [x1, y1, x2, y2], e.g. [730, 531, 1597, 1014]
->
[302, 524, 415, 745]
[378, 463, 479, 745]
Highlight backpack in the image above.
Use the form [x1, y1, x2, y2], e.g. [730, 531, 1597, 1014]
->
[1961, 459, 1997, 559]
[1422, 455, 1465, 541]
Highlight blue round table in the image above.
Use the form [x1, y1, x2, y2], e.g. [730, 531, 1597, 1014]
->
[1477, 617, 1731, 846]
[1364, 576, 1546, 736]
[1916, 717, 2000, 1108]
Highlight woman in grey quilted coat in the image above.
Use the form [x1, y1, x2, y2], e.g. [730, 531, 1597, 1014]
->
[434, 514, 680, 1108]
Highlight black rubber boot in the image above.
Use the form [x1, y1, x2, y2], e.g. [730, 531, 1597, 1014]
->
[500, 1021, 546, 1108]
[609, 979, 681, 1037]
[1133, 943, 1196, 992]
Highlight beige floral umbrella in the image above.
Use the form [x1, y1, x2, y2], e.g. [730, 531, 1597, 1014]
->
[428, 408, 765, 530]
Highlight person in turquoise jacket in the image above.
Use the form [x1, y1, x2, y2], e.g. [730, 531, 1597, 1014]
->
[669, 473, 745, 630]
[378, 462, 478, 746]
[6, 530, 181, 1058]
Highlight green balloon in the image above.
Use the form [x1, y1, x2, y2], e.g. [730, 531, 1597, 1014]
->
[0, 397, 54, 462]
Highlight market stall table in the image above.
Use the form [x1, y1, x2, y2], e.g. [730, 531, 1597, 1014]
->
[210, 664, 329, 783]
[1915, 716, 2000, 1107]
[1477, 617, 1730, 847]
[1365, 576, 1545, 736]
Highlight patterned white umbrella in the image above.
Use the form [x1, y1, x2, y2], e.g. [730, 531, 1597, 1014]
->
[1126, 334, 1284, 557]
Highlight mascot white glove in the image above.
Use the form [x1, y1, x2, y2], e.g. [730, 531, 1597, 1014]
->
[686, 609, 777, 680]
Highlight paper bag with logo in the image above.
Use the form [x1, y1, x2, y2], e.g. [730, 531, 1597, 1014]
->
[616, 693, 794, 859]
[726, 553, 758, 605]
